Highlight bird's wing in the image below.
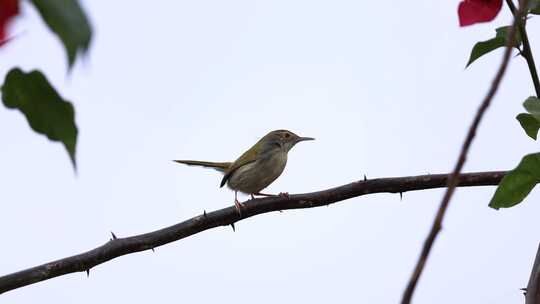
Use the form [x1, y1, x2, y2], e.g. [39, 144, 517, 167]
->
[219, 143, 261, 188]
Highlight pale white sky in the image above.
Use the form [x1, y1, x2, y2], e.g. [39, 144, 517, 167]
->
[1, 1, 540, 303]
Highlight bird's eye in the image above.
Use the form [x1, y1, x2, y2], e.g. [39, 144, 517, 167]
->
[284, 133, 291, 138]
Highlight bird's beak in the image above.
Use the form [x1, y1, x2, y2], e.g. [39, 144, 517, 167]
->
[296, 136, 315, 143]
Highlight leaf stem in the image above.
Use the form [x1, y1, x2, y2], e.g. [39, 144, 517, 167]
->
[506, 0, 540, 97]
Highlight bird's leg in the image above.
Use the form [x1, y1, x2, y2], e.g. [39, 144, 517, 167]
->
[234, 191, 244, 215]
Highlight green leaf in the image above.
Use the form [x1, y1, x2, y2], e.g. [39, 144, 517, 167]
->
[466, 26, 522, 68]
[516, 97, 540, 140]
[524, 96, 540, 121]
[1, 68, 78, 169]
[489, 153, 540, 209]
[30, 0, 92, 68]
[517, 113, 540, 140]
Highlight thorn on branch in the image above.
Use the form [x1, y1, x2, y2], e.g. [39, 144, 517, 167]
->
[230, 223, 236, 232]
[521, 287, 527, 296]
[515, 46, 525, 58]
[400, 192, 403, 201]
[363, 174, 367, 181]
[203, 210, 207, 218]
[110, 231, 118, 240]
[151, 248, 155, 253]
[86, 269, 90, 277]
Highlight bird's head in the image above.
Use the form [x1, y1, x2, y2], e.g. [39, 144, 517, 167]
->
[262, 129, 315, 153]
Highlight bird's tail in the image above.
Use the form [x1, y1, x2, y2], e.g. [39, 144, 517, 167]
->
[173, 160, 231, 173]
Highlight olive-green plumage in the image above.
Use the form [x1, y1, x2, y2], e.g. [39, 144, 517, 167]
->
[174, 129, 314, 199]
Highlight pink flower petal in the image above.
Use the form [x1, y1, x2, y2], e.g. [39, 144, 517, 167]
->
[458, 0, 502, 27]
[0, 0, 19, 46]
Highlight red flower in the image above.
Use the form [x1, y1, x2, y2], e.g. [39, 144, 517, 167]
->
[0, 0, 19, 46]
[458, 0, 503, 26]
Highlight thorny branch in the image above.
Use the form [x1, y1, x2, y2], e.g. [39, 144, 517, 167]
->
[401, 1, 530, 303]
[0, 171, 506, 294]
[525, 243, 540, 304]
[506, 0, 540, 97]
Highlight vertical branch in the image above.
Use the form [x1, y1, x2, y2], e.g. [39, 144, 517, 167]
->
[526, 243, 540, 304]
[400, 1, 529, 303]
[506, 0, 540, 97]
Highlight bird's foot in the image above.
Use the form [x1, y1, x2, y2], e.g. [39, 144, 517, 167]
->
[278, 192, 289, 199]
[234, 199, 245, 215]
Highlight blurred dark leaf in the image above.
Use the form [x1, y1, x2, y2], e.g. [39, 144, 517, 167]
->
[30, 0, 92, 68]
[1, 68, 78, 169]
[489, 153, 540, 209]
[466, 26, 521, 67]
[529, 0, 540, 14]
[517, 113, 540, 140]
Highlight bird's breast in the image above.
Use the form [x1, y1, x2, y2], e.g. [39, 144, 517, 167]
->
[227, 151, 288, 194]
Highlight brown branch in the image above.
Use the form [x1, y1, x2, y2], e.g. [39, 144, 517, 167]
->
[526, 243, 540, 304]
[506, 0, 540, 98]
[400, 1, 529, 303]
[0, 171, 506, 294]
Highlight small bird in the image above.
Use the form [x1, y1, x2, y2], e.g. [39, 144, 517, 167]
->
[174, 129, 314, 214]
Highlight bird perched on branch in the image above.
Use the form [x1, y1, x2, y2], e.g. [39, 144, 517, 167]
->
[174, 129, 314, 214]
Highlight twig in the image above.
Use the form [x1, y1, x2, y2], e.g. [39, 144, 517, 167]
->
[400, 1, 529, 303]
[526, 243, 540, 303]
[0, 171, 507, 294]
[506, 0, 540, 97]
